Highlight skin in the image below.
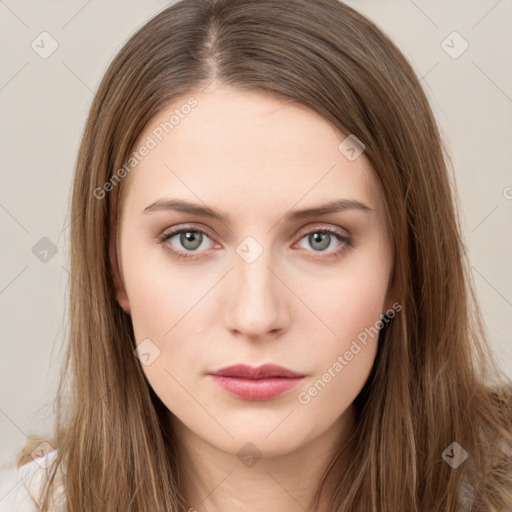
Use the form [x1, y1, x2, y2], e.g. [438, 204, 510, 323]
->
[110, 83, 395, 511]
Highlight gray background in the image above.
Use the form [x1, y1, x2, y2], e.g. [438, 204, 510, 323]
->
[1, 0, 511, 470]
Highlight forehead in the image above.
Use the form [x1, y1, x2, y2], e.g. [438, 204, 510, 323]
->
[119, 85, 381, 218]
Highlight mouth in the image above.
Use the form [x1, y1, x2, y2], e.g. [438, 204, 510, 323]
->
[207, 364, 306, 401]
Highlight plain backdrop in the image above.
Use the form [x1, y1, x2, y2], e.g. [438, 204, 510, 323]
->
[1, 0, 511, 471]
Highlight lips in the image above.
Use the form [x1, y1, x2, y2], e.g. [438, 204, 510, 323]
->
[208, 364, 305, 379]
[207, 364, 306, 401]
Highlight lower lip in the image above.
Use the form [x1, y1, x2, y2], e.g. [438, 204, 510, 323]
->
[210, 375, 304, 401]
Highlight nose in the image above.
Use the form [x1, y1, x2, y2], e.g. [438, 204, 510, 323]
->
[224, 244, 290, 340]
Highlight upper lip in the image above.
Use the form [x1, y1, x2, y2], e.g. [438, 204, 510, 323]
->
[208, 364, 305, 379]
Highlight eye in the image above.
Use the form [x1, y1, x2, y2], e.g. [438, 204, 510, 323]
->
[156, 225, 352, 261]
[294, 227, 352, 259]
[156, 225, 215, 261]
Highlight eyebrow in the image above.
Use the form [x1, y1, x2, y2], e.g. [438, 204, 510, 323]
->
[143, 197, 372, 223]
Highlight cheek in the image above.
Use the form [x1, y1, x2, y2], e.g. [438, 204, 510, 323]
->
[123, 252, 216, 384]
[295, 339, 377, 430]
[125, 276, 179, 341]
[121, 236, 202, 339]
[310, 253, 391, 346]
[293, 284, 384, 422]
[294, 250, 390, 411]
[125, 264, 207, 410]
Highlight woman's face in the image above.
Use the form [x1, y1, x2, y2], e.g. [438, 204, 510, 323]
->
[111, 84, 395, 458]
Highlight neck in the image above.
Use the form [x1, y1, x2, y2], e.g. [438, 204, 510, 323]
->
[169, 406, 355, 512]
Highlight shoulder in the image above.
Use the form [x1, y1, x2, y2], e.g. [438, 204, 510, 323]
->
[0, 449, 63, 512]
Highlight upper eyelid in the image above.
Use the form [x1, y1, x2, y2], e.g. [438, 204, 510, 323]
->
[161, 224, 216, 242]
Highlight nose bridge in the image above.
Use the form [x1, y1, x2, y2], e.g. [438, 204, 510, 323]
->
[227, 234, 286, 336]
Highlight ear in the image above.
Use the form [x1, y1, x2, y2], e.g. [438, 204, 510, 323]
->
[109, 204, 131, 315]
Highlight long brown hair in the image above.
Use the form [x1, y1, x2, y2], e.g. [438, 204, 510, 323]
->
[17, 0, 512, 510]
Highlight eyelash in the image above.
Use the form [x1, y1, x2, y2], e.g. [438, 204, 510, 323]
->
[156, 224, 353, 261]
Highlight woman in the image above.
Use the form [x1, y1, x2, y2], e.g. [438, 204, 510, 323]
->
[2, 0, 511, 510]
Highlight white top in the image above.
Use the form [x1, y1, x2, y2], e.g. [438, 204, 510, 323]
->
[0, 450, 64, 512]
